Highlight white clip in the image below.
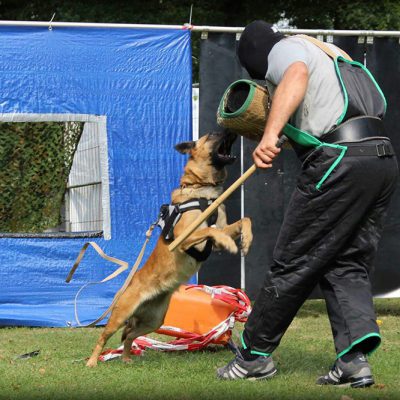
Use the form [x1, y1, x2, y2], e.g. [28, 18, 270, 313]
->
[326, 35, 333, 43]
[189, 4, 193, 25]
[317, 34, 324, 42]
[236, 32, 241, 41]
[201, 31, 208, 40]
[367, 36, 374, 45]
[48, 13, 56, 31]
[358, 36, 366, 44]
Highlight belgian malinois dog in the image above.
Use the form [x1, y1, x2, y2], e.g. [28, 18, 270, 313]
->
[86, 131, 252, 367]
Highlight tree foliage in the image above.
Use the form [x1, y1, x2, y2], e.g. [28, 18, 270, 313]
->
[1, 0, 400, 30]
[281, 0, 400, 30]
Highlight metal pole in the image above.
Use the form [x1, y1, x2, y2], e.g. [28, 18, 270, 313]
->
[0, 20, 400, 37]
[0, 20, 185, 30]
[240, 135, 245, 291]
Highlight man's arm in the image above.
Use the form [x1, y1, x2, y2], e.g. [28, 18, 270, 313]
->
[253, 61, 309, 168]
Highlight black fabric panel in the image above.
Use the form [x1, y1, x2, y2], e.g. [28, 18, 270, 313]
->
[243, 139, 285, 299]
[365, 38, 400, 295]
[198, 33, 243, 288]
[332, 36, 365, 63]
[198, 34, 400, 299]
[338, 61, 385, 120]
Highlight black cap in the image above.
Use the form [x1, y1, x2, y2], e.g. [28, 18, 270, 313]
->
[237, 20, 284, 79]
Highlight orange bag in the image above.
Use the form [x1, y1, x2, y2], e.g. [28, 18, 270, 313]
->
[157, 285, 246, 344]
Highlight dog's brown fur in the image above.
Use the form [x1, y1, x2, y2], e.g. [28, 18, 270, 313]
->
[86, 132, 252, 367]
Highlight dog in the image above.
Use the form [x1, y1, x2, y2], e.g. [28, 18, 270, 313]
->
[86, 131, 253, 367]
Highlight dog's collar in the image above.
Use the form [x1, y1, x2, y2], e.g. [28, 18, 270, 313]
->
[179, 182, 223, 190]
[178, 185, 223, 199]
[180, 182, 224, 189]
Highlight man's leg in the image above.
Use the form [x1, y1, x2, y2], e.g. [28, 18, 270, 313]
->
[243, 144, 398, 356]
[317, 181, 397, 387]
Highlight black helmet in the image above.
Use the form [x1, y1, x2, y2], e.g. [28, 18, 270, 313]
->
[237, 20, 284, 79]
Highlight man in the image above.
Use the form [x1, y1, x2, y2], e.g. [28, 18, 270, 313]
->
[217, 20, 398, 387]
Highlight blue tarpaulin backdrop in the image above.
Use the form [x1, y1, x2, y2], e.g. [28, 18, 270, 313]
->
[0, 26, 193, 326]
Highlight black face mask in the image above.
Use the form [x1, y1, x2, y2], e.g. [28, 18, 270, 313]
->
[237, 20, 284, 80]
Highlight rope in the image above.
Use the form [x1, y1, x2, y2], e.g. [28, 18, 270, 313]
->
[66, 224, 156, 327]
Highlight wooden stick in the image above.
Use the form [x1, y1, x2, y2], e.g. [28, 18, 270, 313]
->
[168, 164, 257, 252]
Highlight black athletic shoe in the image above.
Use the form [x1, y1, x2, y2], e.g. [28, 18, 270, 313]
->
[316, 354, 374, 388]
[217, 354, 277, 381]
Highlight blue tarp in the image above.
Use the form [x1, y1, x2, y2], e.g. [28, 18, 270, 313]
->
[0, 26, 193, 326]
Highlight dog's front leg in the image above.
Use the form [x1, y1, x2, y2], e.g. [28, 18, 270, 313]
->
[180, 227, 238, 254]
[222, 217, 253, 256]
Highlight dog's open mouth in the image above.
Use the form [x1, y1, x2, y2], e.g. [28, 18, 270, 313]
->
[212, 132, 237, 168]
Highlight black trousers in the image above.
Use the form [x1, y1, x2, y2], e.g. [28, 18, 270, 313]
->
[243, 139, 398, 357]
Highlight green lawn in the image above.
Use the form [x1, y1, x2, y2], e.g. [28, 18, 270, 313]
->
[0, 299, 399, 400]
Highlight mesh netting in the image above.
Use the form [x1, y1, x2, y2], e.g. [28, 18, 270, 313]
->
[0, 121, 84, 233]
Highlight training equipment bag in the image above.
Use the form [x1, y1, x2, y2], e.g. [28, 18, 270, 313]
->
[99, 284, 251, 360]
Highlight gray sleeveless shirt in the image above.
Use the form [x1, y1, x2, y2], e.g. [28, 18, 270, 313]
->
[265, 36, 344, 137]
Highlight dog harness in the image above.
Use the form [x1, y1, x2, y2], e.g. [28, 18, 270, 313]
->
[157, 198, 218, 262]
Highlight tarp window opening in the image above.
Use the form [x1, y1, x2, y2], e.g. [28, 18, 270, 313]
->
[0, 114, 111, 239]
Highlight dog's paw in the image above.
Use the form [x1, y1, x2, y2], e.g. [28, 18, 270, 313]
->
[86, 359, 98, 368]
[122, 356, 133, 364]
[240, 217, 253, 256]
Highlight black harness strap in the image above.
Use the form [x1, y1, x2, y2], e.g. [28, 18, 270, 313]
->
[157, 198, 218, 262]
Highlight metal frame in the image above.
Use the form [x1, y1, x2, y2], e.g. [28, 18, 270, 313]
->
[1, 20, 400, 37]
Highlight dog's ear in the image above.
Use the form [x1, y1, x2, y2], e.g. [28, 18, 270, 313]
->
[175, 141, 196, 154]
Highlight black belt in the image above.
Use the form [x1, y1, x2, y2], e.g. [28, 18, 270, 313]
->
[293, 116, 390, 160]
[320, 116, 387, 144]
[297, 140, 394, 162]
[323, 116, 394, 157]
[344, 142, 394, 157]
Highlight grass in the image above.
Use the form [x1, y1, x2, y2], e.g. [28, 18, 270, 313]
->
[0, 299, 399, 400]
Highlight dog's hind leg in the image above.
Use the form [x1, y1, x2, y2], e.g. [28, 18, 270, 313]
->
[120, 322, 158, 363]
[86, 321, 124, 367]
[121, 291, 172, 363]
[86, 291, 143, 368]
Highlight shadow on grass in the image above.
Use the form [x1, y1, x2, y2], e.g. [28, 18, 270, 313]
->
[295, 298, 400, 318]
[374, 298, 400, 316]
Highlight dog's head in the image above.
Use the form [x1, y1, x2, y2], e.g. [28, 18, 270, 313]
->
[175, 131, 237, 187]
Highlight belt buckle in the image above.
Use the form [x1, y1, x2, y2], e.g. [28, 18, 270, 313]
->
[376, 143, 386, 157]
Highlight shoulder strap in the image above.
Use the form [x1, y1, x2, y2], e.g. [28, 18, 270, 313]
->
[297, 34, 353, 61]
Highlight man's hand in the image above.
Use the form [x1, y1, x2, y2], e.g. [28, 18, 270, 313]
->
[253, 134, 281, 168]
